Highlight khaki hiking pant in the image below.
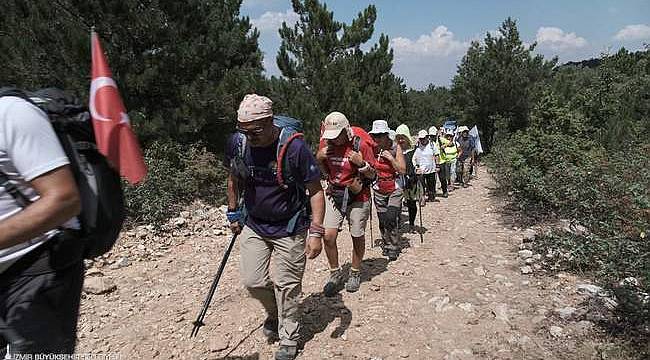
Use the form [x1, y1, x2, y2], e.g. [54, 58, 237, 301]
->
[239, 226, 306, 347]
[373, 189, 403, 251]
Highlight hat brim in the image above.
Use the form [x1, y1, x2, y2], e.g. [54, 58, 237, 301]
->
[322, 128, 344, 140]
[369, 130, 389, 135]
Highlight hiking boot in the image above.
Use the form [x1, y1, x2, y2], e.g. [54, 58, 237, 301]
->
[323, 269, 345, 297]
[345, 270, 361, 293]
[275, 345, 298, 360]
[262, 317, 279, 341]
[387, 249, 399, 261]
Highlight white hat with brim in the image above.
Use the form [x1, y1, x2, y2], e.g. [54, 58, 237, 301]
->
[322, 111, 350, 139]
[458, 125, 470, 133]
[369, 120, 390, 134]
[388, 130, 396, 141]
[417, 130, 428, 139]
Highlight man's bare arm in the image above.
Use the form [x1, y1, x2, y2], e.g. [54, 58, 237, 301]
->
[0, 165, 80, 250]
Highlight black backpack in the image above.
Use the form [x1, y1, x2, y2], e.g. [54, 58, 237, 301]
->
[401, 149, 418, 190]
[0, 88, 126, 259]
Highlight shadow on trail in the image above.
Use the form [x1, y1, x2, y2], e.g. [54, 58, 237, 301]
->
[359, 257, 389, 283]
[216, 354, 259, 360]
[299, 257, 388, 348]
[300, 292, 351, 346]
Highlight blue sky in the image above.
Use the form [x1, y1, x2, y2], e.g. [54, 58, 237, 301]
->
[241, 0, 650, 89]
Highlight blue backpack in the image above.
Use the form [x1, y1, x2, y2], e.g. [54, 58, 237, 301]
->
[230, 115, 308, 233]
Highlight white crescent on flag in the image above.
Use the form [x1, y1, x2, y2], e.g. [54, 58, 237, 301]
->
[90, 76, 130, 124]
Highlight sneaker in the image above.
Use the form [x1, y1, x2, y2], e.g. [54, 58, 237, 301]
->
[323, 269, 344, 297]
[262, 317, 279, 340]
[345, 270, 361, 293]
[275, 345, 298, 360]
[442, 192, 448, 198]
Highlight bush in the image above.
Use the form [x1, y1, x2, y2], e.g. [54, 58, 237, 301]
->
[489, 88, 650, 337]
[123, 140, 228, 225]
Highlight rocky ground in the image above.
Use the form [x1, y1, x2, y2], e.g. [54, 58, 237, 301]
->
[77, 167, 634, 359]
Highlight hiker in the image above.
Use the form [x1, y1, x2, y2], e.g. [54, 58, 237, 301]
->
[436, 130, 451, 198]
[369, 120, 406, 261]
[316, 111, 376, 296]
[225, 94, 325, 360]
[455, 126, 475, 187]
[440, 128, 458, 191]
[427, 125, 438, 144]
[0, 94, 83, 355]
[394, 125, 420, 232]
[413, 130, 439, 203]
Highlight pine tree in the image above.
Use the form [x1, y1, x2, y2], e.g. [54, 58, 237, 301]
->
[274, 0, 404, 137]
[0, 0, 266, 149]
[452, 17, 556, 148]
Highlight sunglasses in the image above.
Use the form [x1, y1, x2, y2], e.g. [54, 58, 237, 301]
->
[237, 124, 266, 136]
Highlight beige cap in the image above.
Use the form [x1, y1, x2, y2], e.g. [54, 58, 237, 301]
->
[237, 94, 273, 122]
[321, 112, 350, 139]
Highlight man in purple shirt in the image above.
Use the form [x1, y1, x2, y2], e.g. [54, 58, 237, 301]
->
[224, 94, 325, 360]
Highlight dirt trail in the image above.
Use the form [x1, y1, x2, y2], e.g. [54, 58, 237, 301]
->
[77, 168, 607, 359]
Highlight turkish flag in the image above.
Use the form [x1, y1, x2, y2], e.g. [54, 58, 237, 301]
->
[90, 31, 147, 184]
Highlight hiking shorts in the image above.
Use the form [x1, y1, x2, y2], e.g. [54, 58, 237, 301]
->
[0, 233, 84, 356]
[324, 196, 371, 238]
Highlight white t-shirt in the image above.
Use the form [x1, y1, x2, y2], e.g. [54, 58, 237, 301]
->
[413, 143, 439, 174]
[0, 96, 76, 272]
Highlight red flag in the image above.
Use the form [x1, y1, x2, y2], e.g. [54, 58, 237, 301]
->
[90, 31, 147, 184]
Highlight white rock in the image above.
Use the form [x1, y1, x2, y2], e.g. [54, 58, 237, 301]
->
[83, 277, 117, 295]
[493, 303, 509, 322]
[428, 296, 450, 312]
[520, 266, 533, 274]
[518, 250, 533, 259]
[525, 258, 535, 265]
[457, 303, 473, 312]
[619, 277, 639, 287]
[522, 229, 537, 242]
[576, 284, 605, 296]
[112, 257, 130, 269]
[172, 217, 186, 227]
[518, 243, 533, 250]
[549, 326, 563, 337]
[555, 307, 577, 320]
[473, 266, 486, 277]
[444, 348, 473, 360]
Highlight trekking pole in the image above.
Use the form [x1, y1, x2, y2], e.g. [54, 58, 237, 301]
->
[369, 192, 374, 248]
[190, 233, 238, 338]
[417, 177, 424, 244]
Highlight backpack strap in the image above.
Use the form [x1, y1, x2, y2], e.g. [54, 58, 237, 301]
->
[276, 127, 304, 189]
[0, 172, 32, 208]
[275, 128, 307, 234]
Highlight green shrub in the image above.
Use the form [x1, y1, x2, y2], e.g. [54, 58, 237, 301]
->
[489, 122, 649, 340]
[123, 140, 227, 225]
